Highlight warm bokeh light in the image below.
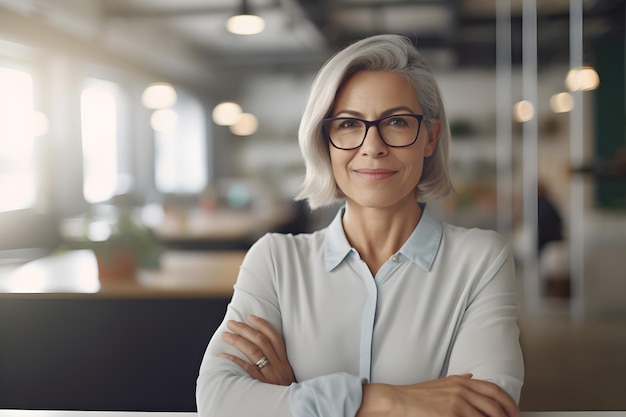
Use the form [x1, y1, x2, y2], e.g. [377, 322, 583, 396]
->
[212, 101, 242, 126]
[229, 112, 258, 136]
[549, 92, 575, 113]
[565, 66, 600, 92]
[513, 100, 535, 122]
[142, 82, 177, 109]
[150, 108, 178, 132]
[226, 14, 265, 35]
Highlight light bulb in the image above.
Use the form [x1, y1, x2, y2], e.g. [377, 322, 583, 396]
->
[212, 102, 243, 126]
[230, 113, 258, 136]
[566, 66, 600, 92]
[513, 100, 534, 122]
[550, 92, 574, 113]
[142, 83, 177, 109]
[226, 14, 265, 35]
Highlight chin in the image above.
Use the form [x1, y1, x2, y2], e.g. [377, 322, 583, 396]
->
[349, 196, 399, 210]
[346, 191, 419, 211]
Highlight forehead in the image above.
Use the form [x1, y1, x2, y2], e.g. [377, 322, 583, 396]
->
[334, 70, 421, 112]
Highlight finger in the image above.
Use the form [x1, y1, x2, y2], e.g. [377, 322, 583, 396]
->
[221, 330, 269, 367]
[248, 315, 289, 361]
[219, 352, 260, 376]
[219, 353, 267, 382]
[463, 378, 519, 417]
[227, 320, 277, 358]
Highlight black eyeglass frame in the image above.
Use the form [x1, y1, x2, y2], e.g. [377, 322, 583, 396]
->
[322, 113, 425, 150]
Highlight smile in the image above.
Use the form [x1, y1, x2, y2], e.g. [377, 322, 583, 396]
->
[353, 168, 397, 181]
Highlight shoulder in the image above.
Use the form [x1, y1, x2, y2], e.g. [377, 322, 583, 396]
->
[254, 230, 325, 251]
[443, 223, 506, 249]
[244, 230, 325, 265]
[439, 222, 510, 263]
[437, 223, 516, 294]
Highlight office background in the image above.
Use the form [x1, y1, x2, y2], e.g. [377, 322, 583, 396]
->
[0, 0, 624, 412]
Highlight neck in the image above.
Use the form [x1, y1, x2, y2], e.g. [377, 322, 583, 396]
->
[342, 201, 423, 275]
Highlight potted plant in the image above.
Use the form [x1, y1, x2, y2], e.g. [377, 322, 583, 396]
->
[56, 195, 164, 280]
[90, 206, 163, 280]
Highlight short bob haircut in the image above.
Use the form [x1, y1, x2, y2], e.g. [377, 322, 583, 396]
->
[295, 34, 454, 210]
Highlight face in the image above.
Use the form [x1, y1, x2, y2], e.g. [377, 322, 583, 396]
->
[329, 70, 441, 211]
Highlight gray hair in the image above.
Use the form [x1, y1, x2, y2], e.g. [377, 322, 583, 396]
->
[295, 34, 454, 210]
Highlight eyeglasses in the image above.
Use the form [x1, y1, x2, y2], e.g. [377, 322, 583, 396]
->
[322, 114, 424, 150]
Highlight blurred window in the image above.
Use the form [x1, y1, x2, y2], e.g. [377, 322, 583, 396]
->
[0, 67, 38, 212]
[80, 78, 120, 203]
[154, 94, 207, 193]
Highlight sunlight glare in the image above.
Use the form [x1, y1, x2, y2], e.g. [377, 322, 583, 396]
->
[81, 81, 118, 204]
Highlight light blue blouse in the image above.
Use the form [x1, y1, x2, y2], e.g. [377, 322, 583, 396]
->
[196, 205, 524, 417]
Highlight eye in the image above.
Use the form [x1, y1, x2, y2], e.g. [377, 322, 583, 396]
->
[337, 119, 361, 129]
[385, 116, 409, 127]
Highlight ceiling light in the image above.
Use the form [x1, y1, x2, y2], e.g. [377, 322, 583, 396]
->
[550, 92, 574, 113]
[226, 0, 265, 35]
[142, 83, 177, 109]
[513, 100, 534, 123]
[230, 113, 258, 136]
[565, 66, 600, 92]
[212, 102, 242, 126]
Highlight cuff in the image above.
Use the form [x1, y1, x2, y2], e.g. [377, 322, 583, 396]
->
[289, 372, 363, 417]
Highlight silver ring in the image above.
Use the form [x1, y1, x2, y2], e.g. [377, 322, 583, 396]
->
[255, 356, 270, 370]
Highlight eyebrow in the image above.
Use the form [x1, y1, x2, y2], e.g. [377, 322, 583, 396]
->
[332, 106, 417, 118]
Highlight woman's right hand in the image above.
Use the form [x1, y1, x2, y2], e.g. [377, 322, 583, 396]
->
[220, 314, 296, 386]
[357, 374, 519, 417]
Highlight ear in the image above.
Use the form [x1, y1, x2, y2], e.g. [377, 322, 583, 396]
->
[424, 119, 442, 157]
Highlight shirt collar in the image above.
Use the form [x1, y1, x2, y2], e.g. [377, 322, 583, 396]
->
[399, 204, 442, 272]
[323, 206, 353, 271]
[323, 204, 443, 272]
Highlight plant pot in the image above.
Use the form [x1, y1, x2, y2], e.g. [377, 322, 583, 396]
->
[95, 249, 137, 280]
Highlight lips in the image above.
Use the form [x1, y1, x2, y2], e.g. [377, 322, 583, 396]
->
[353, 168, 397, 181]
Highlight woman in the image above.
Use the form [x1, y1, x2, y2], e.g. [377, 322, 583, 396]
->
[196, 34, 524, 417]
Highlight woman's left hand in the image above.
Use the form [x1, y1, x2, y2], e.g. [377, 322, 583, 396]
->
[220, 314, 296, 386]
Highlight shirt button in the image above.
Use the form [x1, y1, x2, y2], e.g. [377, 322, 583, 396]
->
[391, 255, 399, 263]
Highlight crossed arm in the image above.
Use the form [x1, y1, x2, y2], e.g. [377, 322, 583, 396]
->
[221, 314, 520, 417]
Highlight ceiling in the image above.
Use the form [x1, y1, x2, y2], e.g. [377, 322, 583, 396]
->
[0, 0, 623, 92]
[101, 0, 625, 74]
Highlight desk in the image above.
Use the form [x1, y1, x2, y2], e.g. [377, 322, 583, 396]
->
[0, 250, 243, 411]
[0, 249, 244, 297]
[0, 411, 624, 417]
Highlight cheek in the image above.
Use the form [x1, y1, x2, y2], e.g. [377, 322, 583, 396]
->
[329, 150, 354, 195]
[329, 149, 349, 176]
[401, 153, 426, 185]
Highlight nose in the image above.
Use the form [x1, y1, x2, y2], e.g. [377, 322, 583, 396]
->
[360, 124, 388, 157]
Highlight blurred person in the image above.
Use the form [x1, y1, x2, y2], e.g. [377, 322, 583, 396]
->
[537, 180, 564, 254]
[196, 34, 524, 417]
[537, 180, 569, 297]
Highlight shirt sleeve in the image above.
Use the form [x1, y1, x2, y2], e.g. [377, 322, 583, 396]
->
[196, 234, 363, 417]
[445, 239, 525, 403]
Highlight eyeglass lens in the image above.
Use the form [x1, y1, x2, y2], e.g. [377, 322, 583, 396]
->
[325, 114, 422, 150]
